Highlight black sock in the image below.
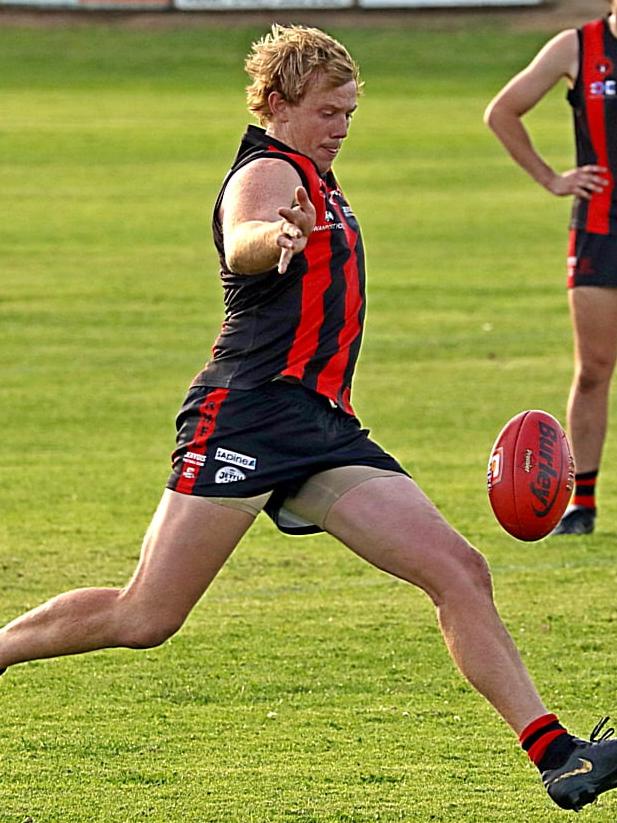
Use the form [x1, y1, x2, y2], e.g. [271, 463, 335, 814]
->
[520, 713, 576, 771]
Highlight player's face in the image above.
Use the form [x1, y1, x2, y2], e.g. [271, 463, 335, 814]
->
[272, 76, 358, 174]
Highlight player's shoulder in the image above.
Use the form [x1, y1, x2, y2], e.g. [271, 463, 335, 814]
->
[528, 27, 579, 81]
[229, 155, 303, 190]
[541, 28, 579, 56]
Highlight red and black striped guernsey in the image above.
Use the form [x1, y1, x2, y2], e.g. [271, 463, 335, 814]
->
[568, 17, 617, 234]
[192, 125, 366, 416]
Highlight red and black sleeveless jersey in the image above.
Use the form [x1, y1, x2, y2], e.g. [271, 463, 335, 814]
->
[192, 125, 366, 416]
[568, 17, 617, 234]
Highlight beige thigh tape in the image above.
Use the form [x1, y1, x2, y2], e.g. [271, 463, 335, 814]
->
[284, 465, 402, 529]
[206, 491, 272, 517]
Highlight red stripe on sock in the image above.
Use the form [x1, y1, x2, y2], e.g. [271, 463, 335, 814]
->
[528, 729, 568, 766]
[519, 713, 558, 744]
[573, 496, 595, 507]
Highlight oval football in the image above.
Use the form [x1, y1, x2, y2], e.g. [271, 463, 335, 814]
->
[487, 410, 574, 541]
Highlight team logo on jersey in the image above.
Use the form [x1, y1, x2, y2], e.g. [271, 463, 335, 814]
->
[595, 57, 614, 76]
[214, 466, 246, 484]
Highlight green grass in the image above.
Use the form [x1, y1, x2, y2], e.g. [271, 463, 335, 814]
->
[2, 21, 617, 823]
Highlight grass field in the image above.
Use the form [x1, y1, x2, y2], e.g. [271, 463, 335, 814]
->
[3, 20, 617, 823]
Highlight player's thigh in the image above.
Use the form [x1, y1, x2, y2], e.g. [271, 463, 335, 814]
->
[122, 489, 261, 619]
[569, 287, 617, 370]
[282, 465, 402, 529]
[320, 473, 483, 603]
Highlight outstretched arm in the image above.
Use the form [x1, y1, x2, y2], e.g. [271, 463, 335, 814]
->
[484, 29, 608, 199]
[221, 158, 316, 275]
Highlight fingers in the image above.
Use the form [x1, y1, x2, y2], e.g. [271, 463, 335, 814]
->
[278, 247, 293, 275]
[278, 220, 303, 241]
[575, 165, 609, 199]
[274, 187, 316, 274]
[276, 221, 303, 274]
[294, 186, 312, 210]
[552, 166, 610, 199]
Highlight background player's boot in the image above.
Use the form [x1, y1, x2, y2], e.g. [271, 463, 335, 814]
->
[552, 506, 595, 536]
[543, 718, 617, 811]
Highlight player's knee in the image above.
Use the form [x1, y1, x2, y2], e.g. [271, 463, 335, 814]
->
[463, 544, 493, 594]
[422, 534, 492, 607]
[442, 538, 493, 601]
[576, 359, 615, 393]
[122, 618, 182, 649]
[119, 609, 185, 649]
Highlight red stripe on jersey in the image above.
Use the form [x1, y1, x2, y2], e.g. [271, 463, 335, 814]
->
[315, 198, 362, 415]
[276, 156, 333, 382]
[174, 387, 229, 495]
[282, 230, 332, 382]
[583, 20, 613, 235]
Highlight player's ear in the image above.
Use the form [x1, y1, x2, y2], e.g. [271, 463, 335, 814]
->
[268, 91, 289, 122]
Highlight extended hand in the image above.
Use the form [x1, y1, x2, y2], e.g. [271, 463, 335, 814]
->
[276, 186, 317, 274]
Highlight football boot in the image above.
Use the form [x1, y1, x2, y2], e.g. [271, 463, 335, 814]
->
[544, 718, 617, 811]
[552, 506, 595, 536]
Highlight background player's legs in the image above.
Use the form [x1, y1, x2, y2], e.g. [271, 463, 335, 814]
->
[320, 474, 546, 734]
[0, 490, 254, 668]
[567, 286, 617, 474]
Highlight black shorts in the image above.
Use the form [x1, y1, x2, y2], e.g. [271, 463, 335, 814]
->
[167, 380, 407, 526]
[567, 229, 617, 288]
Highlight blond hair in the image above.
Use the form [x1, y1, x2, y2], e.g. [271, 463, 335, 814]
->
[245, 24, 361, 125]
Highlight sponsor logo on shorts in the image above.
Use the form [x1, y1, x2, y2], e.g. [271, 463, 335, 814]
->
[182, 466, 196, 480]
[567, 254, 577, 277]
[568, 254, 596, 279]
[576, 257, 595, 276]
[183, 451, 206, 466]
[214, 447, 257, 471]
[215, 466, 246, 484]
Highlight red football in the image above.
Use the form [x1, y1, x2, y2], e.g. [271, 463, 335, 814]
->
[487, 410, 574, 541]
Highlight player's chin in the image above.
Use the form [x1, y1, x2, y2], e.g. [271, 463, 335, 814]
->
[316, 149, 337, 173]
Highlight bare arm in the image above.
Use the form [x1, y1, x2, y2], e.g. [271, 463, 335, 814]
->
[221, 158, 317, 275]
[484, 29, 608, 199]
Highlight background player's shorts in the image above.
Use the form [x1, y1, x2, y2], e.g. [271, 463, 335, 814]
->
[166, 380, 408, 534]
[567, 229, 617, 288]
